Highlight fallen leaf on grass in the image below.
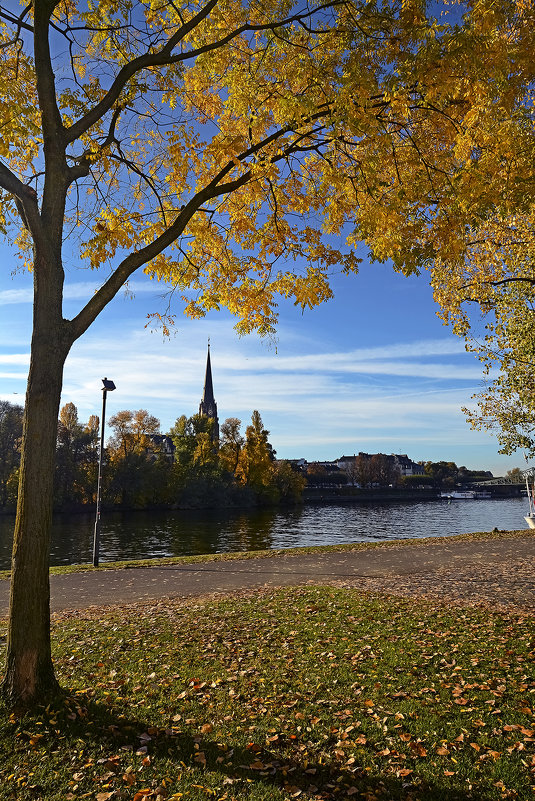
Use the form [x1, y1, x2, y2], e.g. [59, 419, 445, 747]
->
[133, 791, 152, 801]
[102, 759, 120, 773]
[410, 743, 427, 757]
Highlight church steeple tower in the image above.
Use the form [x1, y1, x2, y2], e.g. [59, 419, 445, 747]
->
[199, 341, 219, 442]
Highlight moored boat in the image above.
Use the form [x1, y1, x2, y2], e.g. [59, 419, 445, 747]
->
[440, 490, 492, 500]
[523, 467, 535, 528]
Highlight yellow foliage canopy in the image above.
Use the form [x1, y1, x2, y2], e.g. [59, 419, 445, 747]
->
[1, 0, 534, 431]
[0, 0, 495, 336]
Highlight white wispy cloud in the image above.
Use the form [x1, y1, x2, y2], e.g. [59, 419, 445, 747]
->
[0, 354, 30, 365]
[0, 373, 27, 381]
[0, 288, 34, 305]
[56, 323, 480, 448]
[0, 279, 167, 306]
[219, 340, 468, 371]
[222, 357, 480, 381]
[61, 327, 476, 418]
[0, 314, 505, 471]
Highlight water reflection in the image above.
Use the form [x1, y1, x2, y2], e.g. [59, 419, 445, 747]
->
[0, 497, 528, 570]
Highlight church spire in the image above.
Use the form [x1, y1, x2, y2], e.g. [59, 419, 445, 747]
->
[199, 341, 219, 441]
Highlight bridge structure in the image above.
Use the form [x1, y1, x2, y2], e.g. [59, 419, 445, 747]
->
[473, 467, 535, 495]
[474, 477, 523, 486]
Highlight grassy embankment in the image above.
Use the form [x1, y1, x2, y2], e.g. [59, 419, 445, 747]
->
[0, 578, 533, 799]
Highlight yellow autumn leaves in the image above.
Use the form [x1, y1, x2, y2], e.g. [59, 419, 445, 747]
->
[3, 0, 535, 446]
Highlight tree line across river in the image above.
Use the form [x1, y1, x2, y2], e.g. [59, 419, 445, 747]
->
[0, 399, 512, 513]
[0, 400, 305, 511]
[305, 458, 496, 490]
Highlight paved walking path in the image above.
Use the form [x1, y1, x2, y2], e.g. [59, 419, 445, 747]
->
[1, 532, 534, 616]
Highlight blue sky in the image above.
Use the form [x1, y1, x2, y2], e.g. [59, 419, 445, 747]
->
[0, 239, 524, 478]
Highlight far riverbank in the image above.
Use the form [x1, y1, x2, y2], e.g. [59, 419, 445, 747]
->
[303, 485, 522, 502]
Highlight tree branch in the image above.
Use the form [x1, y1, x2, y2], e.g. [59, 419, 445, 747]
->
[0, 4, 33, 35]
[461, 276, 535, 293]
[0, 161, 42, 237]
[65, 0, 344, 144]
[67, 108, 337, 342]
[0, 161, 28, 196]
[65, 0, 219, 144]
[34, 0, 65, 152]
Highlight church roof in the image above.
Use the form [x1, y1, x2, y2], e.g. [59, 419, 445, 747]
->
[201, 344, 215, 407]
[199, 343, 218, 440]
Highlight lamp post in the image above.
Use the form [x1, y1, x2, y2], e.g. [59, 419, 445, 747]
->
[93, 377, 116, 567]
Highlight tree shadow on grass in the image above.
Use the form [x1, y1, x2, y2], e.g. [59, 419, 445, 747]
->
[2, 692, 494, 801]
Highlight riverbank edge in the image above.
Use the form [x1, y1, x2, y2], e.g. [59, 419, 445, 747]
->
[0, 527, 530, 582]
[0, 485, 521, 520]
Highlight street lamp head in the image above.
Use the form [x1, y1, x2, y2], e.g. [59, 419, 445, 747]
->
[102, 377, 116, 391]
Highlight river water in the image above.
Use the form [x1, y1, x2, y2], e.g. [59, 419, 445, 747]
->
[0, 497, 529, 569]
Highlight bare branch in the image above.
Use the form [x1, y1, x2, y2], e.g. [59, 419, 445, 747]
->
[107, 148, 169, 225]
[0, 4, 33, 35]
[461, 276, 535, 294]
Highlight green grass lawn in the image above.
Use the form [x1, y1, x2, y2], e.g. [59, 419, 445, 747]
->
[0, 586, 533, 800]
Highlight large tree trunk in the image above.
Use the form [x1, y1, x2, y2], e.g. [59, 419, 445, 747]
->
[1, 268, 70, 706]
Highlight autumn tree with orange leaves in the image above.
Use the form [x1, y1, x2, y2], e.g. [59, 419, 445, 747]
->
[1, 0, 534, 705]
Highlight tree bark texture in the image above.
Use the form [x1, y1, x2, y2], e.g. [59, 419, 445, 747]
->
[2, 256, 71, 705]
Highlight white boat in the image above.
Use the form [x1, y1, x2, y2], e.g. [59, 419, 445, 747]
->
[440, 490, 491, 500]
[523, 467, 535, 528]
